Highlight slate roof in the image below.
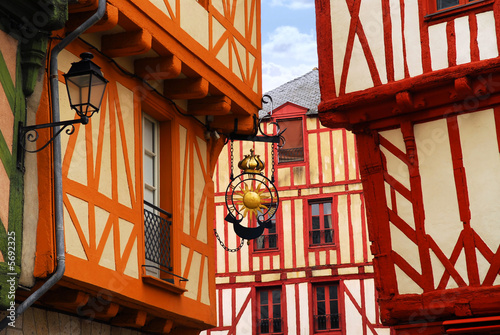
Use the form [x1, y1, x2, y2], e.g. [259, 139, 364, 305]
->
[260, 68, 320, 118]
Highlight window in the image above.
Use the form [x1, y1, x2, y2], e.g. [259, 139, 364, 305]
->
[313, 283, 340, 332]
[429, 0, 486, 12]
[255, 207, 278, 251]
[277, 118, 304, 163]
[143, 114, 172, 280]
[258, 288, 283, 334]
[310, 200, 334, 246]
[436, 0, 460, 10]
[143, 115, 158, 206]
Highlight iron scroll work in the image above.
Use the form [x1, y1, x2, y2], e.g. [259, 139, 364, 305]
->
[215, 95, 285, 252]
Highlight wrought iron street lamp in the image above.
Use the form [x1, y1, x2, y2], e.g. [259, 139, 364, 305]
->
[17, 52, 108, 170]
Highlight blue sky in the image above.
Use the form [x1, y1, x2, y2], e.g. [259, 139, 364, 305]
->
[261, 0, 318, 92]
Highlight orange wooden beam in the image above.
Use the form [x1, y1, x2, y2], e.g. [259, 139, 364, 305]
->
[102, 30, 152, 58]
[135, 56, 182, 80]
[188, 95, 231, 115]
[164, 77, 209, 100]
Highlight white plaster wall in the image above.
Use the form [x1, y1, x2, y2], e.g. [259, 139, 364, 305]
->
[344, 280, 363, 335]
[404, 0, 423, 76]
[359, 0, 387, 84]
[390, 0, 405, 81]
[454, 16, 471, 65]
[286, 285, 297, 334]
[331, 0, 351, 96]
[346, 35, 374, 93]
[458, 109, 500, 285]
[476, 11, 499, 60]
[428, 22, 448, 71]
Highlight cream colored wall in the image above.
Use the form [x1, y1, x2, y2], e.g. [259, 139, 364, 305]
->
[379, 109, 500, 294]
[147, 0, 259, 94]
[329, 1, 499, 95]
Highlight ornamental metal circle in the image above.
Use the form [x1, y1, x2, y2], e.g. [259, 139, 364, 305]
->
[224, 172, 279, 240]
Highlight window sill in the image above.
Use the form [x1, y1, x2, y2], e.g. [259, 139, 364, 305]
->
[424, 0, 493, 22]
[253, 248, 280, 253]
[309, 243, 336, 250]
[142, 272, 187, 295]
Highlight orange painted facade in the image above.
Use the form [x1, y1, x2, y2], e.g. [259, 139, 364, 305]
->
[14, 0, 263, 334]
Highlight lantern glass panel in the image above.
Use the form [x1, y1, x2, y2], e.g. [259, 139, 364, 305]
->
[66, 72, 107, 117]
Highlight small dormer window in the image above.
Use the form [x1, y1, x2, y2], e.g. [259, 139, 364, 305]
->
[277, 118, 304, 163]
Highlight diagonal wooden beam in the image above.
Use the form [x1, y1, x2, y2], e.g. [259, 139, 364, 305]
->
[102, 30, 152, 58]
[135, 56, 182, 80]
[188, 95, 231, 115]
[164, 78, 209, 100]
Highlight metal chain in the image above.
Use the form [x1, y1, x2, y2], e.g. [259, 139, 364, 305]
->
[214, 229, 245, 252]
[230, 139, 234, 180]
[271, 125, 276, 182]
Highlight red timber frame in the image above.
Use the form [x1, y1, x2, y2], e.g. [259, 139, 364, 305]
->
[316, 0, 500, 331]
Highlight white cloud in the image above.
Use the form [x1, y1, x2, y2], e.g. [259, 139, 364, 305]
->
[262, 62, 317, 92]
[268, 0, 314, 9]
[261, 25, 317, 91]
[262, 26, 317, 65]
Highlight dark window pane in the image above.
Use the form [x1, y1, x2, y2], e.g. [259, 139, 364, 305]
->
[261, 306, 268, 319]
[324, 215, 332, 229]
[260, 319, 270, 333]
[325, 230, 333, 243]
[316, 286, 325, 301]
[330, 300, 339, 315]
[329, 285, 338, 300]
[273, 318, 282, 332]
[273, 305, 281, 318]
[312, 216, 320, 230]
[317, 314, 327, 330]
[269, 235, 277, 248]
[312, 231, 321, 244]
[437, 0, 459, 10]
[269, 222, 276, 233]
[272, 290, 280, 304]
[260, 291, 268, 305]
[317, 301, 326, 315]
[331, 313, 340, 329]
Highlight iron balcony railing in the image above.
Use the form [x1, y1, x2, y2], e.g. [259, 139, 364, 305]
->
[258, 317, 283, 334]
[144, 200, 172, 271]
[278, 147, 304, 163]
[313, 313, 340, 331]
[310, 229, 334, 245]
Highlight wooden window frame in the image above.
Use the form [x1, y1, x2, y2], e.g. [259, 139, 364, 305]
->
[312, 283, 341, 333]
[257, 287, 283, 335]
[309, 199, 335, 247]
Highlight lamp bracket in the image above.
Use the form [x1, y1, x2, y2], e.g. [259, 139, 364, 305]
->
[228, 95, 285, 146]
[17, 116, 88, 172]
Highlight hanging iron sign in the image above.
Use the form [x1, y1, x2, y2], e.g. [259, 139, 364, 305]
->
[225, 149, 279, 240]
[214, 95, 284, 252]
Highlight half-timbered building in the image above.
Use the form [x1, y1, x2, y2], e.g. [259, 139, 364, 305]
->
[1, 0, 261, 334]
[205, 70, 392, 335]
[316, 0, 500, 333]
